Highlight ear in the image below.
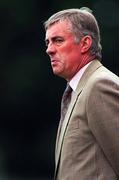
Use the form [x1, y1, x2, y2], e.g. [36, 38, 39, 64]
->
[80, 35, 92, 53]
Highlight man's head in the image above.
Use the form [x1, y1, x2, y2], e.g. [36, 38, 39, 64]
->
[44, 7, 102, 81]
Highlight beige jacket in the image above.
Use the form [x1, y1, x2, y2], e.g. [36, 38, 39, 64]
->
[55, 60, 119, 180]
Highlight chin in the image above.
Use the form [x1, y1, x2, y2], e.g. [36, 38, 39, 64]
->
[53, 68, 60, 74]
[53, 70, 62, 77]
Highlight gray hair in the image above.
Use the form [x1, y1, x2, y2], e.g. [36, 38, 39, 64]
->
[44, 7, 102, 60]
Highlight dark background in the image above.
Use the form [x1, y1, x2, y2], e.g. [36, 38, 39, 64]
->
[0, 0, 119, 179]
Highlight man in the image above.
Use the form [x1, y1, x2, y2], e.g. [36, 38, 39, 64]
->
[44, 7, 119, 180]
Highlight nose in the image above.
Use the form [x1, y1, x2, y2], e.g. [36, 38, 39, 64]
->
[46, 43, 56, 55]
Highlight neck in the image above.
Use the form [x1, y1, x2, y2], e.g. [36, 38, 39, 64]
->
[66, 55, 95, 81]
[80, 54, 95, 68]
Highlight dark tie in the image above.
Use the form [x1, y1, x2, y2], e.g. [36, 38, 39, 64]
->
[60, 84, 72, 123]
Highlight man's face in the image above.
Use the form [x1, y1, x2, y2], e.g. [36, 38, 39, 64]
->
[45, 20, 82, 81]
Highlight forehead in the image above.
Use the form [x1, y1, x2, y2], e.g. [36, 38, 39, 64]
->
[45, 20, 72, 39]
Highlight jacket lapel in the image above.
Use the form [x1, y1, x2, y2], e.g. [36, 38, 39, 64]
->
[55, 60, 102, 177]
[55, 90, 79, 167]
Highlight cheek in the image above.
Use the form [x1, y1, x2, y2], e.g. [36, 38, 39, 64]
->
[63, 50, 79, 63]
[58, 44, 80, 66]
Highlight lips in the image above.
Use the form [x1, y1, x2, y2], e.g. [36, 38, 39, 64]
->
[51, 59, 57, 62]
[51, 59, 59, 66]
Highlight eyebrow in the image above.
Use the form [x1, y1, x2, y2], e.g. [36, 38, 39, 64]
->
[45, 36, 64, 44]
[45, 35, 63, 41]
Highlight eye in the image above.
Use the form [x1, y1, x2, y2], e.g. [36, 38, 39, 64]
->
[54, 37, 64, 45]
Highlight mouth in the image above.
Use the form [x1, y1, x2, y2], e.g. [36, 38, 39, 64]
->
[51, 59, 58, 62]
[51, 59, 59, 65]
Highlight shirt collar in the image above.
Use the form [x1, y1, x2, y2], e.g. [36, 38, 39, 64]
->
[69, 61, 92, 91]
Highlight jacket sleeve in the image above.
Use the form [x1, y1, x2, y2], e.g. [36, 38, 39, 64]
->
[87, 77, 119, 176]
